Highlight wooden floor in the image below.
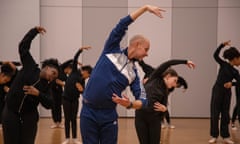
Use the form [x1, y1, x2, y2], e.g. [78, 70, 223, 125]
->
[0, 118, 240, 144]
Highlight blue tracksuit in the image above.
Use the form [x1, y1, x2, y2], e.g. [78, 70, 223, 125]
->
[80, 15, 147, 144]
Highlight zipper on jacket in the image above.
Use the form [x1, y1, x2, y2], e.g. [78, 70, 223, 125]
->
[120, 60, 131, 72]
[18, 79, 40, 113]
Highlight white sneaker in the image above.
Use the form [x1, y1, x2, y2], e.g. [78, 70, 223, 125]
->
[56, 122, 64, 128]
[161, 124, 166, 129]
[168, 124, 175, 129]
[62, 139, 70, 144]
[208, 137, 217, 143]
[51, 122, 64, 129]
[72, 138, 82, 144]
[58, 124, 64, 128]
[223, 138, 234, 144]
[50, 123, 57, 129]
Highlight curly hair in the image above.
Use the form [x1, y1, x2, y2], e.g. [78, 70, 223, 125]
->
[81, 65, 93, 74]
[1, 63, 15, 77]
[223, 47, 240, 61]
[41, 58, 60, 72]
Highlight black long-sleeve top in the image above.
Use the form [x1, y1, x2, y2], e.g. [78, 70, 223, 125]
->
[214, 44, 240, 87]
[138, 60, 155, 79]
[50, 59, 73, 98]
[50, 59, 72, 93]
[61, 59, 73, 71]
[137, 60, 188, 115]
[0, 84, 7, 103]
[62, 49, 84, 101]
[5, 28, 53, 114]
[59, 59, 73, 84]
[138, 60, 188, 91]
[50, 70, 65, 96]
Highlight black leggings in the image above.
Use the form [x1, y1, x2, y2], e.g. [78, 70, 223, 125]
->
[0, 100, 4, 124]
[62, 99, 79, 138]
[210, 85, 231, 138]
[162, 110, 170, 124]
[2, 105, 38, 144]
[135, 110, 162, 144]
[51, 91, 62, 123]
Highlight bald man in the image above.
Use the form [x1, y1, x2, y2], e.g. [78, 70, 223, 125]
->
[80, 4, 165, 144]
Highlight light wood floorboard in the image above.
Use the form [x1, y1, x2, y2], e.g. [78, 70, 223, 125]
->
[0, 118, 239, 144]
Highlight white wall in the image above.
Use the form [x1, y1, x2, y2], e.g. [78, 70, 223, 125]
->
[0, 0, 40, 62]
[40, 0, 83, 62]
[171, 0, 218, 117]
[218, 0, 240, 49]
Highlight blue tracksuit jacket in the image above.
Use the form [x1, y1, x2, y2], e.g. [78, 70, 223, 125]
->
[82, 15, 147, 111]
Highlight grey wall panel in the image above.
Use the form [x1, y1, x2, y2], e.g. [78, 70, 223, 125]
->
[173, 0, 217, 7]
[40, 6, 83, 64]
[171, 0, 218, 117]
[82, 0, 128, 66]
[219, 0, 240, 7]
[128, 0, 171, 7]
[0, 0, 40, 62]
[83, 0, 127, 7]
[218, 1, 240, 47]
